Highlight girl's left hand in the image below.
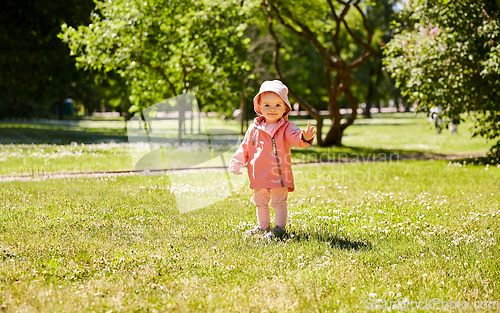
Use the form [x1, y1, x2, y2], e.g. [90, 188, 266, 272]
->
[302, 122, 316, 141]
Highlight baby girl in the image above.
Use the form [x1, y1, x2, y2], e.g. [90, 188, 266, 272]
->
[229, 80, 315, 238]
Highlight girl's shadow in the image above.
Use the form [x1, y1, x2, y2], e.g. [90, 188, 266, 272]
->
[280, 230, 372, 251]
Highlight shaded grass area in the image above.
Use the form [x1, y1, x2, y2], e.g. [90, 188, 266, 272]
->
[0, 122, 128, 145]
[290, 145, 419, 164]
[451, 154, 500, 167]
[0, 161, 499, 311]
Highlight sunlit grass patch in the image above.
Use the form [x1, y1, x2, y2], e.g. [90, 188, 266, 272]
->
[0, 142, 133, 175]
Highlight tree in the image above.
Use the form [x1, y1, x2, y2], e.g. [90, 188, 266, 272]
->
[0, 0, 95, 118]
[241, 17, 330, 133]
[72, 70, 133, 117]
[354, 0, 399, 118]
[259, 0, 384, 146]
[60, 0, 251, 117]
[383, 0, 500, 157]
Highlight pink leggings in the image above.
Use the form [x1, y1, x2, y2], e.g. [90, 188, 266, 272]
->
[252, 187, 288, 230]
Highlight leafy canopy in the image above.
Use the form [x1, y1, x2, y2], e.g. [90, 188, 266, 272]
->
[60, 0, 252, 114]
[383, 0, 500, 156]
[0, 0, 95, 117]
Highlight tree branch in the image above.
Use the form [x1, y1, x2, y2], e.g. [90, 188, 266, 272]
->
[135, 49, 177, 97]
[341, 85, 358, 131]
[345, 2, 375, 70]
[341, 20, 369, 49]
[326, 0, 339, 24]
[347, 50, 374, 71]
[261, 2, 322, 123]
[328, 0, 351, 54]
[179, 49, 188, 92]
[267, 2, 306, 40]
[341, 3, 373, 52]
[353, 2, 373, 44]
[265, 0, 340, 67]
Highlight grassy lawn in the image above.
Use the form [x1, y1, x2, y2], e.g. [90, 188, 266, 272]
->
[290, 113, 493, 164]
[0, 113, 495, 176]
[342, 113, 490, 154]
[0, 160, 499, 311]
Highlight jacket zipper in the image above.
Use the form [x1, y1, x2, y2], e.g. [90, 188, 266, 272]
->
[272, 137, 284, 188]
[252, 125, 285, 188]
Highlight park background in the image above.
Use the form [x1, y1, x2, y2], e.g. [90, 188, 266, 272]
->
[1, 0, 500, 312]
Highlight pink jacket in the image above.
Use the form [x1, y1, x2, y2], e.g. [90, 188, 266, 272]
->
[229, 116, 313, 192]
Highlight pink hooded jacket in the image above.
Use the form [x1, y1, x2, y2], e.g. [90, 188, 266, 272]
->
[229, 115, 313, 192]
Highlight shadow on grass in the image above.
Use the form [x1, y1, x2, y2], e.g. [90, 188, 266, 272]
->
[0, 127, 128, 145]
[347, 122, 422, 126]
[345, 145, 428, 157]
[368, 113, 422, 119]
[290, 145, 432, 164]
[452, 155, 500, 166]
[293, 120, 422, 127]
[284, 229, 372, 251]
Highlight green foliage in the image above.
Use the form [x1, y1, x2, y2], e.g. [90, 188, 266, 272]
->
[60, 0, 253, 114]
[272, 25, 329, 110]
[352, 0, 400, 112]
[256, 0, 397, 146]
[0, 0, 95, 117]
[383, 0, 500, 156]
[247, 0, 396, 115]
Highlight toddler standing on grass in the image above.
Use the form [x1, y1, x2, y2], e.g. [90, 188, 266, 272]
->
[229, 80, 315, 238]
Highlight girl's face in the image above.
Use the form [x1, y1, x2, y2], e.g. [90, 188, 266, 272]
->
[259, 92, 286, 124]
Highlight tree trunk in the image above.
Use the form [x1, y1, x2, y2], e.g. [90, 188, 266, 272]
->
[322, 123, 343, 146]
[403, 96, 411, 112]
[342, 86, 358, 130]
[261, 1, 375, 148]
[178, 99, 183, 145]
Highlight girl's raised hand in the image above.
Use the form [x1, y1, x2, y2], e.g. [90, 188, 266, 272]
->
[302, 122, 316, 141]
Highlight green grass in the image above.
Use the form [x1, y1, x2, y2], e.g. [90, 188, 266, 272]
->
[0, 160, 499, 311]
[290, 113, 492, 163]
[0, 143, 133, 176]
[0, 113, 494, 175]
[343, 113, 490, 154]
[0, 120, 129, 144]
